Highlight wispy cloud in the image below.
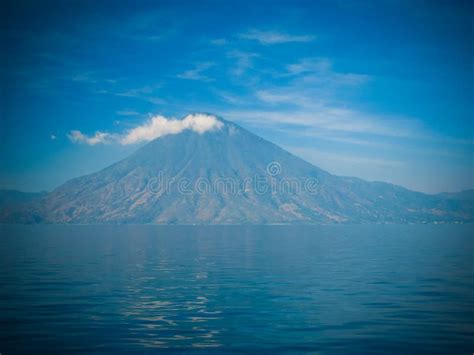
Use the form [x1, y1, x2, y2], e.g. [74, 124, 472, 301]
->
[301, 134, 381, 147]
[177, 62, 215, 81]
[288, 147, 405, 168]
[239, 30, 316, 44]
[227, 51, 258, 77]
[222, 108, 422, 139]
[68, 114, 224, 146]
[69, 71, 119, 85]
[284, 58, 370, 86]
[212, 56, 388, 138]
[110, 85, 165, 105]
[214, 90, 249, 105]
[70, 72, 98, 84]
[286, 58, 331, 75]
[115, 85, 160, 98]
[255, 90, 313, 106]
[116, 110, 140, 116]
[220, 57, 370, 111]
[210, 38, 227, 45]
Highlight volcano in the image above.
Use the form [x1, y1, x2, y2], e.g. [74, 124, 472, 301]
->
[1, 115, 472, 224]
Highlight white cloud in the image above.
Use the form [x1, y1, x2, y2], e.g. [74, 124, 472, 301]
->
[68, 114, 224, 146]
[68, 130, 110, 145]
[177, 62, 215, 81]
[121, 114, 223, 144]
[239, 30, 315, 44]
[50, 134, 57, 140]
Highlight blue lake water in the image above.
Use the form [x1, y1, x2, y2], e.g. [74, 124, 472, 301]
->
[0, 224, 473, 354]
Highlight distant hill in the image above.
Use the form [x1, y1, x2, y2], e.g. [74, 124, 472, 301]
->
[1, 115, 472, 224]
[436, 190, 474, 202]
[0, 190, 47, 210]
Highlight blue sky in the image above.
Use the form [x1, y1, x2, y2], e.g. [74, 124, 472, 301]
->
[1, 0, 472, 193]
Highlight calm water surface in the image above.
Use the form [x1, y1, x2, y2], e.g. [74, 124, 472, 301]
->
[0, 225, 473, 354]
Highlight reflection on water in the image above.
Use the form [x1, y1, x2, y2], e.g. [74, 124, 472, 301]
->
[0, 224, 473, 353]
